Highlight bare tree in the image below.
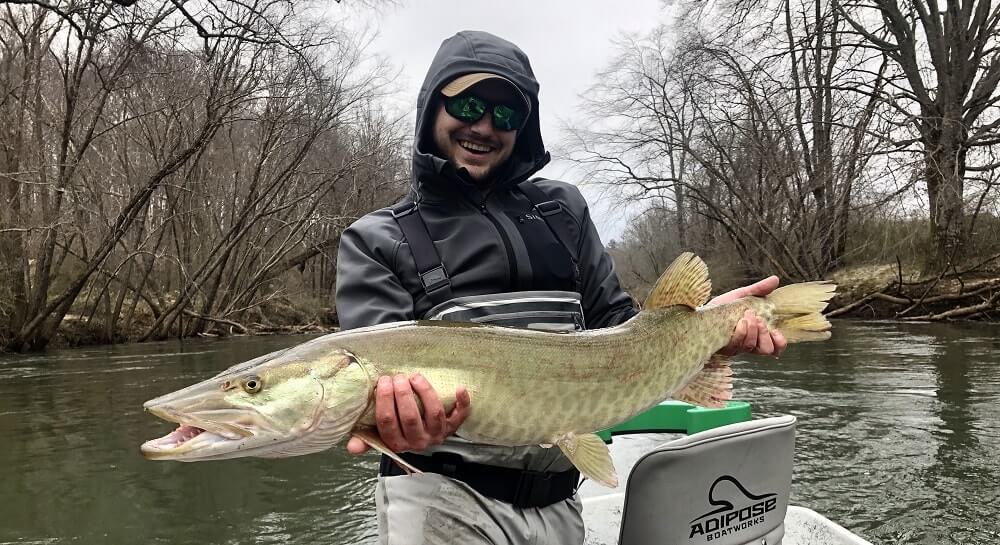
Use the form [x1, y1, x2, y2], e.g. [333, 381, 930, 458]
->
[835, 0, 1000, 268]
[565, 3, 889, 280]
[0, 1, 408, 351]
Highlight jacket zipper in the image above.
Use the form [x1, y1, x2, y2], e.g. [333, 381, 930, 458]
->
[479, 200, 519, 291]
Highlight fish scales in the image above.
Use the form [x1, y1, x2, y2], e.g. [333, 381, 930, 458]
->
[334, 306, 738, 445]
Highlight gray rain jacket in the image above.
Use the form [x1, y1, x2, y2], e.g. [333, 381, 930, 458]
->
[335, 30, 636, 332]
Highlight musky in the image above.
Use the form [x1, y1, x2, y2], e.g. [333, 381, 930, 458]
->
[346, 0, 669, 242]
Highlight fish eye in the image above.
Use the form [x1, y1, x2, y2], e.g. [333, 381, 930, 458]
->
[242, 376, 263, 394]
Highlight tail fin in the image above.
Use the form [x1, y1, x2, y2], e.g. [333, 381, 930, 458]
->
[767, 281, 836, 342]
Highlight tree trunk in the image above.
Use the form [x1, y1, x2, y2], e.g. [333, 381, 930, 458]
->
[0, 174, 28, 344]
[923, 114, 967, 270]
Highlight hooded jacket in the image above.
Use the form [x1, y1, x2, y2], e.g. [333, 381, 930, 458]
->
[335, 30, 636, 330]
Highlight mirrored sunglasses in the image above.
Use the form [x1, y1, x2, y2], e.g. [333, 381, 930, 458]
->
[443, 94, 527, 132]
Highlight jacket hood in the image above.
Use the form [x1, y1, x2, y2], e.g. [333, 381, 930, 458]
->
[413, 31, 550, 197]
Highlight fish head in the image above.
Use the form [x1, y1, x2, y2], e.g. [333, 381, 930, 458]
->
[141, 345, 373, 461]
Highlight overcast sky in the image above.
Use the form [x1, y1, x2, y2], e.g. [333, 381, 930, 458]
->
[348, 0, 670, 242]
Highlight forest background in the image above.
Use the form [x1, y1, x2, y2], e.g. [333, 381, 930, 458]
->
[1, 0, 999, 352]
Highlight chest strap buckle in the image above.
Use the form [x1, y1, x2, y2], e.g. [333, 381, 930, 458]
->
[421, 266, 451, 294]
[534, 200, 562, 216]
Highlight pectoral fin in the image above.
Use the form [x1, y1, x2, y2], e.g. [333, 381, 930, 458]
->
[351, 428, 422, 475]
[674, 354, 733, 408]
[556, 432, 618, 488]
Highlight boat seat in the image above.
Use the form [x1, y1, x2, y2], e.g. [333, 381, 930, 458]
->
[617, 415, 796, 545]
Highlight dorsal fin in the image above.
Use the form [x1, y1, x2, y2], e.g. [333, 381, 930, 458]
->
[643, 252, 712, 310]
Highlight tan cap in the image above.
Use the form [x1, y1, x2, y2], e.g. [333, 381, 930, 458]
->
[440, 72, 530, 113]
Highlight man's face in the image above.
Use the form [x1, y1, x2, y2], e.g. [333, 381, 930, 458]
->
[433, 80, 521, 183]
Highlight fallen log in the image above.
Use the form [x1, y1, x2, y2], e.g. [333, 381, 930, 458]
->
[900, 291, 1000, 321]
[182, 310, 249, 335]
[828, 275, 1000, 321]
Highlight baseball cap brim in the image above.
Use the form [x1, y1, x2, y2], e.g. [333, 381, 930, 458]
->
[440, 73, 531, 115]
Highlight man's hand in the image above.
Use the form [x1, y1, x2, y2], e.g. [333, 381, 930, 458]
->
[346, 373, 471, 455]
[708, 275, 788, 357]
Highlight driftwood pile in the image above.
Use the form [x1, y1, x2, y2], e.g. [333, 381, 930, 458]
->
[828, 254, 1000, 321]
[185, 310, 336, 337]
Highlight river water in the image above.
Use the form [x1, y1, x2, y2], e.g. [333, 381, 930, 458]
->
[1, 320, 997, 544]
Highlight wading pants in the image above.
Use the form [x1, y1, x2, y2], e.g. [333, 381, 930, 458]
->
[376, 473, 585, 545]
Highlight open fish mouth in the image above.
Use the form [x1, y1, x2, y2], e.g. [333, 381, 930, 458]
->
[141, 406, 255, 459]
[143, 424, 211, 450]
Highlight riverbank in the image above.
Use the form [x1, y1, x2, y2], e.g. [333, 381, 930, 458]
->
[827, 259, 1000, 321]
[6, 259, 998, 352]
[38, 296, 340, 351]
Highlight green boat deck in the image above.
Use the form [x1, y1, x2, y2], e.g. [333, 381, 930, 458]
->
[597, 400, 752, 441]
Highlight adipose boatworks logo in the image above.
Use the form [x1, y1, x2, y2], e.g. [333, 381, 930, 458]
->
[689, 475, 777, 541]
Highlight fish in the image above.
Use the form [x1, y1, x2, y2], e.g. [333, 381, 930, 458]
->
[140, 253, 835, 487]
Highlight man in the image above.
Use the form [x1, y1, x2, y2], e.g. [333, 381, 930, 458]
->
[335, 30, 785, 545]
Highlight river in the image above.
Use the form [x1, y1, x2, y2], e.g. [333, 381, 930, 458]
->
[1, 320, 997, 544]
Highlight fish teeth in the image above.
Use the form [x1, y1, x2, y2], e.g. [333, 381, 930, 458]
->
[170, 425, 205, 444]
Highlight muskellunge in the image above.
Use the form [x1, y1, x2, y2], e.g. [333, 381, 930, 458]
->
[141, 253, 835, 487]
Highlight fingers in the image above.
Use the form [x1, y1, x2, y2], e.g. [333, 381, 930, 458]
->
[720, 310, 786, 357]
[755, 316, 774, 354]
[707, 276, 781, 306]
[410, 374, 446, 441]
[445, 385, 472, 434]
[374, 376, 406, 452]
[719, 316, 748, 356]
[369, 374, 461, 454]
[742, 311, 759, 352]
[393, 374, 430, 450]
[707, 290, 735, 307]
[772, 329, 787, 356]
[743, 276, 780, 297]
